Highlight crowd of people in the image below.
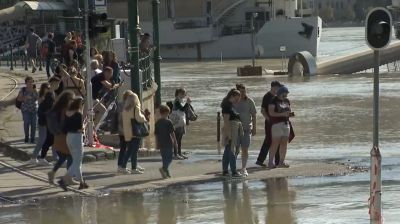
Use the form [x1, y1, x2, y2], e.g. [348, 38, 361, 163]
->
[15, 28, 295, 190]
[220, 81, 294, 178]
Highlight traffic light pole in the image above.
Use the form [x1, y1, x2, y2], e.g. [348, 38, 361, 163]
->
[152, 0, 161, 107]
[370, 50, 382, 222]
[84, 0, 94, 145]
[128, 0, 142, 101]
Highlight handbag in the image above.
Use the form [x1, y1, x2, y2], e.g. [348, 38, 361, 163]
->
[131, 108, 150, 138]
[15, 87, 26, 109]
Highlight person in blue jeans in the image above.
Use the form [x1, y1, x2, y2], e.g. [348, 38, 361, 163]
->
[221, 89, 243, 178]
[17, 76, 38, 144]
[155, 105, 178, 178]
[121, 90, 150, 174]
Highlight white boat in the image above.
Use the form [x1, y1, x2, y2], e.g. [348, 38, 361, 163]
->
[110, 0, 322, 59]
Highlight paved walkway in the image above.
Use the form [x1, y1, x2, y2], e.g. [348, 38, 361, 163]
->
[0, 68, 355, 201]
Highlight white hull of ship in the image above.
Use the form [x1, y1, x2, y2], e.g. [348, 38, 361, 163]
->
[141, 16, 322, 59]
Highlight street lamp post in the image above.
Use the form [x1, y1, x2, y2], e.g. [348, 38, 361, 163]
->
[152, 0, 162, 107]
[128, 0, 142, 101]
[84, 0, 94, 145]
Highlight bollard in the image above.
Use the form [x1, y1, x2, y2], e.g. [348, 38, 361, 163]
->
[217, 111, 221, 154]
[10, 45, 14, 71]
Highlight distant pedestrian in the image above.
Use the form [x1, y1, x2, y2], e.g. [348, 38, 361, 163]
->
[59, 97, 89, 190]
[234, 84, 257, 177]
[169, 88, 191, 160]
[17, 76, 38, 143]
[120, 90, 149, 174]
[155, 105, 178, 178]
[25, 28, 42, 73]
[268, 86, 293, 168]
[116, 101, 127, 173]
[221, 89, 243, 178]
[43, 32, 56, 78]
[47, 91, 74, 184]
[256, 81, 282, 167]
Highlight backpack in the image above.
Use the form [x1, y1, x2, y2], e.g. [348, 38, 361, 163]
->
[46, 110, 64, 135]
[15, 87, 26, 109]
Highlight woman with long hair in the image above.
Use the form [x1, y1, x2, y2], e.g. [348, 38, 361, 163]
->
[30, 79, 58, 165]
[221, 89, 243, 178]
[267, 86, 293, 168]
[59, 97, 88, 190]
[47, 91, 75, 184]
[120, 90, 149, 174]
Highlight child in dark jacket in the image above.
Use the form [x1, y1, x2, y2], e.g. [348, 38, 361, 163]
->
[155, 105, 178, 178]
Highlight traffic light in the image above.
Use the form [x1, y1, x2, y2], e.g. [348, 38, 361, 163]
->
[365, 8, 392, 50]
[89, 12, 108, 38]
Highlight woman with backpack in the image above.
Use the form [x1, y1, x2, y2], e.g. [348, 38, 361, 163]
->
[169, 88, 191, 160]
[17, 76, 38, 144]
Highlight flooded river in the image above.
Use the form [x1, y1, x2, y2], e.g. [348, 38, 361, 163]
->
[1, 27, 400, 223]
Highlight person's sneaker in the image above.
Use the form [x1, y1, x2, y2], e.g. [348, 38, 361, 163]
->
[63, 176, 80, 186]
[26, 158, 38, 165]
[24, 138, 29, 143]
[137, 165, 145, 172]
[37, 159, 52, 166]
[255, 161, 267, 167]
[79, 182, 89, 190]
[32, 67, 36, 73]
[178, 154, 188, 159]
[130, 169, 144, 174]
[47, 171, 55, 184]
[232, 172, 243, 178]
[159, 168, 167, 179]
[165, 169, 171, 178]
[118, 168, 131, 174]
[30, 139, 35, 144]
[173, 155, 184, 160]
[57, 179, 68, 191]
[222, 171, 230, 177]
[241, 169, 249, 177]
[277, 163, 290, 168]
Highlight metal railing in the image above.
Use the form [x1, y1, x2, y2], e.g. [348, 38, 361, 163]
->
[0, 43, 42, 71]
[139, 50, 154, 91]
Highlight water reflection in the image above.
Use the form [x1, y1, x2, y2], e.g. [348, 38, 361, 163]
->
[223, 181, 259, 224]
[265, 178, 296, 224]
[158, 190, 177, 224]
